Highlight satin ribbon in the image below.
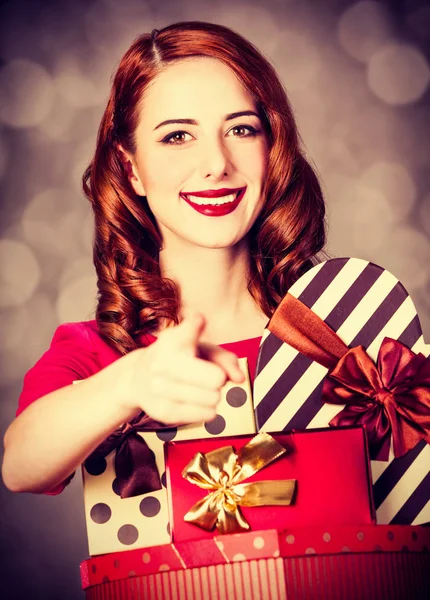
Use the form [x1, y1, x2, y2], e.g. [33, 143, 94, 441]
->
[88, 412, 169, 499]
[182, 432, 296, 534]
[269, 293, 430, 460]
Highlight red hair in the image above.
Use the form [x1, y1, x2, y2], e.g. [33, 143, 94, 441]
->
[83, 21, 326, 354]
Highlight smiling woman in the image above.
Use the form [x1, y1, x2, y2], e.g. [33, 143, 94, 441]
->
[84, 22, 326, 352]
[2, 19, 325, 520]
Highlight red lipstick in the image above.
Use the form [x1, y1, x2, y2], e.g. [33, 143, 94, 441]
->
[180, 187, 246, 217]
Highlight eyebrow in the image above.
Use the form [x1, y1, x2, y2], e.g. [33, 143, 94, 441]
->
[153, 110, 261, 131]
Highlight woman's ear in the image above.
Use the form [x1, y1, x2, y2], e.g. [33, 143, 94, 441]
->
[117, 144, 146, 196]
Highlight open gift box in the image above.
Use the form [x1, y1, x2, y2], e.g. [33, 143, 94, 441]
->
[254, 257, 430, 525]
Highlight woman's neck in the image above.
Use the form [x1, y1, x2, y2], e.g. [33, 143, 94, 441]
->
[159, 237, 267, 343]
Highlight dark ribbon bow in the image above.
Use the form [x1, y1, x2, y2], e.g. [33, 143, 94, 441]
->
[87, 412, 169, 498]
[269, 293, 430, 460]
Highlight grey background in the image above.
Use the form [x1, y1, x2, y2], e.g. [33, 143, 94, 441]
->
[0, 0, 429, 598]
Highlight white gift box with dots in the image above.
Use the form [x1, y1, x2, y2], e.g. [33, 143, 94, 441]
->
[80, 357, 256, 556]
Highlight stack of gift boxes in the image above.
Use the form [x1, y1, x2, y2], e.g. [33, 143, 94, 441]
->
[80, 258, 430, 600]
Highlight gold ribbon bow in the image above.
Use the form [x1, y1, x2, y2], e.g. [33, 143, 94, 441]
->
[182, 432, 296, 534]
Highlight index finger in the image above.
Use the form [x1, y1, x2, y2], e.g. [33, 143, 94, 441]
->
[198, 343, 245, 384]
[170, 354, 228, 389]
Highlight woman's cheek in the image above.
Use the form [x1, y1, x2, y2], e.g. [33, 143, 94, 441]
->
[156, 151, 193, 183]
[237, 144, 267, 176]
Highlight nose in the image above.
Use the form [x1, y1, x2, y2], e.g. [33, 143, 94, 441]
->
[198, 137, 231, 180]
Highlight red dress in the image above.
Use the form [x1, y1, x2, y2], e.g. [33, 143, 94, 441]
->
[17, 320, 262, 495]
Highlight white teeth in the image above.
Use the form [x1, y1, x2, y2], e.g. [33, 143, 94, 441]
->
[184, 192, 238, 205]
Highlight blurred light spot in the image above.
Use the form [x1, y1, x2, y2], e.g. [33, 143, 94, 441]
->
[367, 43, 430, 105]
[22, 188, 87, 259]
[289, 93, 327, 151]
[37, 98, 76, 140]
[321, 135, 361, 176]
[338, 1, 393, 63]
[324, 174, 357, 207]
[326, 178, 386, 257]
[81, 212, 94, 254]
[56, 274, 97, 323]
[55, 60, 105, 108]
[0, 352, 30, 384]
[0, 240, 40, 308]
[59, 258, 95, 289]
[180, 2, 221, 25]
[327, 170, 420, 262]
[349, 182, 398, 256]
[84, 0, 151, 55]
[355, 224, 430, 290]
[419, 192, 430, 238]
[352, 187, 390, 232]
[0, 305, 30, 351]
[25, 292, 59, 352]
[0, 59, 55, 128]
[70, 138, 96, 190]
[100, 0, 153, 18]
[0, 292, 58, 384]
[215, 6, 280, 56]
[25, 292, 58, 349]
[412, 109, 430, 168]
[273, 31, 321, 92]
[359, 162, 416, 221]
[352, 104, 423, 165]
[0, 134, 7, 180]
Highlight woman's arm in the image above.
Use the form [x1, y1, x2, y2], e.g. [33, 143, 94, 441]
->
[2, 358, 139, 494]
[2, 314, 244, 494]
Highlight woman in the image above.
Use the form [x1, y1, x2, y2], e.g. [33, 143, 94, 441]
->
[2, 21, 325, 495]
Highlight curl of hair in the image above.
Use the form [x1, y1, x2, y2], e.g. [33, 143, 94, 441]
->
[83, 21, 326, 354]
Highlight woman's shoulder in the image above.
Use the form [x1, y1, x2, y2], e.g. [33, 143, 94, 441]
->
[18, 319, 131, 416]
[52, 318, 102, 339]
[51, 319, 109, 347]
[53, 319, 155, 350]
[49, 319, 126, 367]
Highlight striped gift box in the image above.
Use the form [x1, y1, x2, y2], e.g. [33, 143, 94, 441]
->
[254, 257, 430, 525]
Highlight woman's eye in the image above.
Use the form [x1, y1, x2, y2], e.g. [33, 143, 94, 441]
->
[161, 131, 192, 145]
[228, 125, 258, 137]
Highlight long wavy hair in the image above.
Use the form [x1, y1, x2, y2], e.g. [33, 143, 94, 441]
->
[83, 21, 326, 354]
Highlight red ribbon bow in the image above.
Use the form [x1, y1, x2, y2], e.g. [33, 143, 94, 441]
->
[268, 293, 430, 461]
[324, 338, 430, 460]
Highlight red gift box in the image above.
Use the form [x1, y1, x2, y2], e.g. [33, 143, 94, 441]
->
[165, 426, 375, 543]
[80, 525, 430, 599]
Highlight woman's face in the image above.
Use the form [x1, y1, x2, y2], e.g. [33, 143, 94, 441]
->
[127, 57, 269, 250]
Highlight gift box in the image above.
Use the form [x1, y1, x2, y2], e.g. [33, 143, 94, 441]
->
[254, 257, 430, 525]
[81, 357, 256, 556]
[80, 524, 430, 599]
[165, 427, 374, 543]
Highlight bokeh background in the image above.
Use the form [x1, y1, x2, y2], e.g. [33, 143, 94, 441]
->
[0, 0, 429, 597]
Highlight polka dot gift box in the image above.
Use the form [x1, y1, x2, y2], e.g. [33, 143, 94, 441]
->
[81, 357, 256, 556]
[254, 258, 430, 525]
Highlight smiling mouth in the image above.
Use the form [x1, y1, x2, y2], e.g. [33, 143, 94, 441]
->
[180, 188, 246, 217]
[181, 191, 241, 206]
